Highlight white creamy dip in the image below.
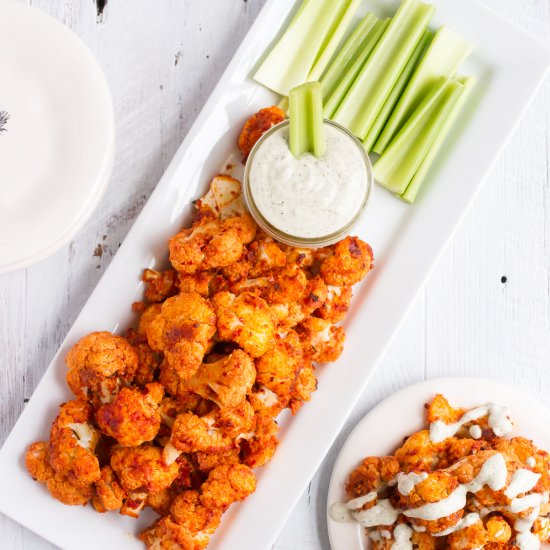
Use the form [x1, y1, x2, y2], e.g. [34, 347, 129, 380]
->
[247, 122, 369, 240]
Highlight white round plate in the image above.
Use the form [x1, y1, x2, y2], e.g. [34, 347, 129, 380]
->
[326, 377, 550, 550]
[0, 0, 114, 273]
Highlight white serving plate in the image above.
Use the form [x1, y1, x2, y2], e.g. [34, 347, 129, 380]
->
[0, 0, 114, 273]
[0, 0, 549, 549]
[327, 377, 550, 549]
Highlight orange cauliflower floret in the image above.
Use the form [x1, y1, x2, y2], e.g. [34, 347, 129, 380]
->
[212, 291, 277, 358]
[200, 463, 256, 511]
[315, 284, 352, 324]
[346, 456, 400, 499]
[25, 441, 93, 506]
[320, 236, 373, 286]
[169, 214, 256, 275]
[147, 487, 179, 516]
[194, 448, 241, 474]
[66, 331, 138, 406]
[92, 465, 126, 513]
[170, 490, 222, 549]
[96, 382, 164, 446]
[238, 106, 286, 162]
[297, 317, 345, 363]
[183, 350, 256, 409]
[146, 293, 216, 380]
[255, 330, 302, 407]
[240, 413, 278, 468]
[110, 445, 179, 494]
[139, 516, 195, 550]
[125, 328, 162, 386]
[48, 400, 101, 488]
[178, 271, 216, 298]
[142, 268, 178, 302]
[164, 401, 255, 463]
[289, 360, 318, 414]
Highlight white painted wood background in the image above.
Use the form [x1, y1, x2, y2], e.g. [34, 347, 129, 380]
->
[1, 0, 549, 548]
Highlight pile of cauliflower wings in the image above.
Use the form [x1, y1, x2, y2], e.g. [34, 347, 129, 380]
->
[25, 108, 374, 550]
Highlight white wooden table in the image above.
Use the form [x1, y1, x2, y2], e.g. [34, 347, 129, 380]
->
[1, 1, 549, 548]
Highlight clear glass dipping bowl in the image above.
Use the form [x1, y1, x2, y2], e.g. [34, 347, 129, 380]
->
[243, 119, 373, 248]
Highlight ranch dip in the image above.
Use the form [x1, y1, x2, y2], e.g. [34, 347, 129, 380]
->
[246, 121, 370, 241]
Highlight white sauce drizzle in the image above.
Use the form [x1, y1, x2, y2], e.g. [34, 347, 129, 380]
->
[505, 470, 541, 499]
[329, 492, 376, 523]
[527, 457, 536, 468]
[353, 499, 401, 528]
[433, 513, 480, 537]
[391, 524, 413, 549]
[429, 403, 513, 443]
[404, 453, 507, 521]
[397, 472, 428, 496]
[469, 425, 482, 439]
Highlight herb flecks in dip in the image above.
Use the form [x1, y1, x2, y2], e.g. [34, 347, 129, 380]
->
[248, 122, 369, 240]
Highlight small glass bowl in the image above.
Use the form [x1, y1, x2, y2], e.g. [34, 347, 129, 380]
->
[243, 119, 373, 248]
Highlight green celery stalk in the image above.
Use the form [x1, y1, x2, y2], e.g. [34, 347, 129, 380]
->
[320, 13, 380, 104]
[374, 26, 472, 154]
[401, 76, 476, 203]
[333, 0, 435, 140]
[362, 29, 433, 153]
[253, 0, 361, 97]
[308, 0, 363, 81]
[373, 77, 464, 194]
[323, 18, 391, 119]
[289, 81, 326, 158]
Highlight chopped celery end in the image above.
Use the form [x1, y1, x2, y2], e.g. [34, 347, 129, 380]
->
[333, 0, 435, 140]
[374, 25, 472, 154]
[289, 81, 325, 158]
[400, 76, 476, 203]
[323, 18, 390, 119]
[362, 29, 433, 153]
[374, 77, 463, 195]
[253, 0, 361, 96]
[320, 13, 380, 104]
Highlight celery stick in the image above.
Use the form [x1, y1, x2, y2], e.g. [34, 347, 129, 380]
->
[289, 82, 325, 158]
[374, 26, 472, 154]
[362, 29, 433, 153]
[333, 0, 435, 140]
[253, 0, 361, 97]
[373, 77, 463, 194]
[308, 0, 363, 81]
[320, 13, 379, 103]
[400, 76, 476, 203]
[323, 18, 391, 119]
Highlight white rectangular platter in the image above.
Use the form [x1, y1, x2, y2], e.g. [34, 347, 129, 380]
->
[1, 1, 549, 549]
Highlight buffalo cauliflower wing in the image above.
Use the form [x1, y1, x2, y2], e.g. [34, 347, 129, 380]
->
[320, 236, 373, 287]
[200, 463, 256, 511]
[96, 382, 164, 446]
[297, 317, 345, 363]
[92, 465, 126, 513]
[238, 106, 286, 162]
[146, 293, 216, 380]
[139, 516, 195, 550]
[66, 331, 138, 406]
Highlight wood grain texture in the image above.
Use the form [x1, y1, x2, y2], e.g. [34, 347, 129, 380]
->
[0, 0, 549, 548]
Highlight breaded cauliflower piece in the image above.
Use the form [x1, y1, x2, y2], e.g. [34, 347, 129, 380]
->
[346, 456, 400, 499]
[194, 448, 241, 474]
[485, 515, 512, 543]
[96, 382, 164, 446]
[110, 445, 179, 494]
[48, 400, 100, 487]
[289, 360, 318, 414]
[427, 394, 466, 425]
[248, 385, 285, 417]
[320, 236, 373, 286]
[92, 465, 126, 513]
[25, 441, 93, 506]
[147, 486, 179, 517]
[169, 214, 256, 275]
[170, 490, 222, 549]
[316, 284, 352, 324]
[142, 268, 178, 303]
[164, 402, 255, 463]
[66, 331, 138, 406]
[178, 271, 216, 298]
[238, 106, 286, 162]
[139, 516, 195, 550]
[297, 317, 345, 363]
[183, 350, 256, 409]
[246, 239, 287, 279]
[240, 413, 278, 469]
[446, 517, 488, 549]
[146, 293, 216, 380]
[200, 463, 256, 511]
[212, 291, 277, 358]
[255, 330, 302, 407]
[125, 328, 162, 386]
